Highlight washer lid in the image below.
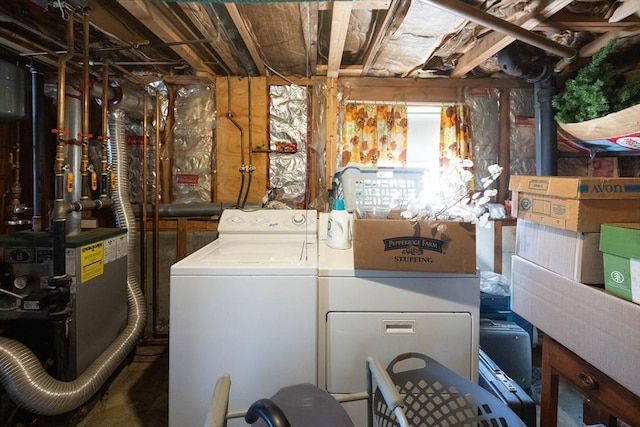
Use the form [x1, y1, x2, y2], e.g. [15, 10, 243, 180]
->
[171, 236, 317, 276]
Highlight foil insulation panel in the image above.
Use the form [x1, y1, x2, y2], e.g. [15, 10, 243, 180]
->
[124, 119, 157, 205]
[172, 84, 216, 203]
[269, 85, 309, 206]
[308, 82, 329, 211]
[466, 87, 499, 189]
[509, 88, 536, 176]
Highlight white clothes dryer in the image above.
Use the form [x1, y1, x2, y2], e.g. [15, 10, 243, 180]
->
[169, 209, 318, 427]
[317, 213, 479, 427]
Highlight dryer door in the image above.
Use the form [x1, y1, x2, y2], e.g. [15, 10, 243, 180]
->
[325, 311, 473, 393]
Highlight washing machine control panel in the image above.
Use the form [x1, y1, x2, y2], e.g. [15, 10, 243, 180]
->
[218, 209, 317, 235]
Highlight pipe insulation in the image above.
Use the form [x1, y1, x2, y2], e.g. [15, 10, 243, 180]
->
[0, 109, 146, 416]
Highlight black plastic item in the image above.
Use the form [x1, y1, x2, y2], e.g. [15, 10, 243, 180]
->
[245, 398, 291, 427]
[373, 352, 527, 427]
[480, 319, 532, 391]
[480, 292, 511, 316]
[479, 349, 537, 427]
[250, 383, 354, 427]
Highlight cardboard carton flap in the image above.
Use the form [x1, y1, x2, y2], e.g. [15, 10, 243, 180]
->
[509, 175, 640, 199]
[600, 223, 640, 259]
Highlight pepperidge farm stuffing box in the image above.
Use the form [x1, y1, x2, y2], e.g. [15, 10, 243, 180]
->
[352, 217, 476, 274]
[509, 175, 640, 232]
[600, 223, 640, 304]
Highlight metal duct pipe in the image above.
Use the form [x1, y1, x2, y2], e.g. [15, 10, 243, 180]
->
[422, 0, 577, 60]
[52, 16, 75, 277]
[63, 81, 83, 236]
[0, 109, 146, 416]
[497, 42, 551, 83]
[130, 202, 247, 217]
[89, 81, 150, 120]
[535, 78, 558, 176]
[496, 43, 558, 176]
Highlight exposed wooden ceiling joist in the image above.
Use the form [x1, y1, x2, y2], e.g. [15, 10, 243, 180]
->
[360, 0, 405, 76]
[327, 1, 353, 78]
[319, 1, 391, 11]
[115, 0, 216, 82]
[300, 2, 319, 78]
[175, 2, 242, 75]
[609, 0, 640, 23]
[535, 13, 640, 32]
[450, 0, 575, 78]
[224, 3, 266, 76]
[1, 0, 638, 85]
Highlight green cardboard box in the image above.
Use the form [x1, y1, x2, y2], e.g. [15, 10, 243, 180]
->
[600, 223, 640, 304]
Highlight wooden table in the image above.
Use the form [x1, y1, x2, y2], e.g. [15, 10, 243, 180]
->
[541, 336, 640, 427]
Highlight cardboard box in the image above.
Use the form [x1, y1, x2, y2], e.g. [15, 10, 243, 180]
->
[516, 219, 603, 285]
[600, 223, 640, 304]
[509, 175, 640, 232]
[511, 255, 640, 397]
[352, 217, 476, 273]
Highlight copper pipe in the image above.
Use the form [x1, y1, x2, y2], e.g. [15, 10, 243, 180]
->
[153, 92, 161, 336]
[226, 76, 246, 207]
[0, 27, 81, 72]
[141, 93, 149, 299]
[100, 63, 110, 198]
[81, 12, 91, 200]
[56, 16, 75, 140]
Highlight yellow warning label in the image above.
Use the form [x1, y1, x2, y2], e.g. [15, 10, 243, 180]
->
[81, 241, 104, 283]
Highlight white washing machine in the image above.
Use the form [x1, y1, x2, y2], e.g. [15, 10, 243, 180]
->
[169, 209, 318, 427]
[317, 214, 479, 427]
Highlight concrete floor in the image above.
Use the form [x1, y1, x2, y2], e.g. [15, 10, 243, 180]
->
[68, 343, 588, 427]
[76, 344, 169, 427]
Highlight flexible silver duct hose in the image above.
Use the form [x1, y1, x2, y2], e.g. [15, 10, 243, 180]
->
[0, 108, 146, 415]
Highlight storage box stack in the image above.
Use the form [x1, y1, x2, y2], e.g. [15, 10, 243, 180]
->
[507, 175, 640, 398]
[509, 175, 640, 287]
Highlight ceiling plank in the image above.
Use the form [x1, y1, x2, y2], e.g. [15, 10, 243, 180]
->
[535, 13, 640, 32]
[319, 1, 391, 11]
[175, 2, 242, 75]
[0, 36, 60, 69]
[554, 26, 640, 72]
[300, 2, 319, 79]
[451, 0, 574, 78]
[224, 4, 267, 76]
[115, 0, 216, 82]
[327, 1, 353, 78]
[90, 1, 148, 48]
[609, 0, 640, 23]
[360, 0, 405, 76]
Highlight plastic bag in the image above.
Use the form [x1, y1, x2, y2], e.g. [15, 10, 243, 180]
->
[480, 270, 511, 296]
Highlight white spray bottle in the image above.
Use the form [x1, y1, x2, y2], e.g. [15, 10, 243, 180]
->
[327, 199, 351, 250]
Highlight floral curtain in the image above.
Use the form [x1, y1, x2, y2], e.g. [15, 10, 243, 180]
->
[439, 103, 472, 168]
[439, 103, 474, 192]
[341, 103, 408, 167]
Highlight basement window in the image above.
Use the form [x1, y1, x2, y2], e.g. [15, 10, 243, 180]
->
[405, 104, 441, 174]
